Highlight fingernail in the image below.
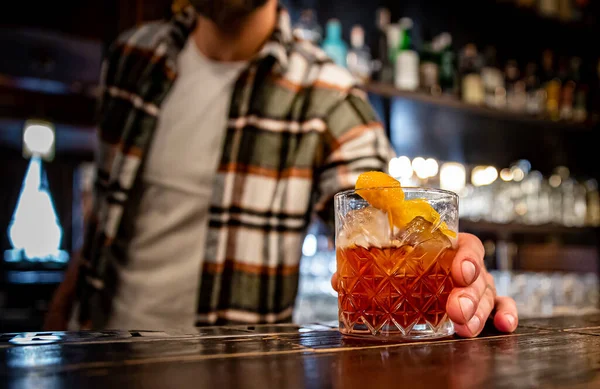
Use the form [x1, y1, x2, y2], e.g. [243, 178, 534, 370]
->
[504, 313, 516, 329]
[461, 260, 477, 284]
[467, 315, 481, 335]
[459, 296, 475, 321]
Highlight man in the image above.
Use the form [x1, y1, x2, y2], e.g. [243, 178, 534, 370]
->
[46, 0, 518, 337]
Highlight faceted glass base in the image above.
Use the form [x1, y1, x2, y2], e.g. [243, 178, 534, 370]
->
[339, 316, 454, 341]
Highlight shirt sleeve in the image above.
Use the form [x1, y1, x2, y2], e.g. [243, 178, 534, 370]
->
[314, 88, 396, 227]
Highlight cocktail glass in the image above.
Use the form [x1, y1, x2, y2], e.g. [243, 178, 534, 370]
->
[335, 187, 459, 340]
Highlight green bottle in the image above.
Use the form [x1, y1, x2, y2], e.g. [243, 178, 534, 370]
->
[438, 33, 457, 96]
[394, 18, 419, 91]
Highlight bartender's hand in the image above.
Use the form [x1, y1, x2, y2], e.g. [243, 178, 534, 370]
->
[331, 233, 519, 337]
[444, 233, 518, 337]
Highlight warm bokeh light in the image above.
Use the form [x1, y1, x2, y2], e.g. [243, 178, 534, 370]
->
[512, 167, 525, 182]
[440, 162, 466, 192]
[424, 158, 439, 178]
[388, 156, 413, 180]
[471, 166, 498, 186]
[549, 174, 562, 188]
[412, 157, 428, 179]
[500, 168, 513, 182]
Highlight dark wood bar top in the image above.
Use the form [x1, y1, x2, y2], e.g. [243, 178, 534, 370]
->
[2, 316, 600, 388]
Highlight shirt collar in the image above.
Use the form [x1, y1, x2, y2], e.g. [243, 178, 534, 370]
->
[172, 4, 292, 71]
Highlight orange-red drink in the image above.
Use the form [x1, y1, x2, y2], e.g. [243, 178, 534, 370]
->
[337, 242, 456, 337]
[335, 172, 459, 340]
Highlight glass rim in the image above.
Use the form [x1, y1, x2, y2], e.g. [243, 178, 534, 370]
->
[334, 186, 459, 200]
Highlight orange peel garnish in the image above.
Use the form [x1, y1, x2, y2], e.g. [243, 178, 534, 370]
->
[355, 171, 457, 239]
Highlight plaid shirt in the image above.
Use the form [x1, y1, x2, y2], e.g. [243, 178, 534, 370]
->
[78, 5, 394, 327]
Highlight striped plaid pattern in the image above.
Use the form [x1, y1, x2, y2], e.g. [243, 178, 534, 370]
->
[78, 5, 394, 327]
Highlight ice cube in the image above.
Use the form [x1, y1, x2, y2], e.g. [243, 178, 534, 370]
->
[395, 216, 455, 271]
[396, 216, 452, 250]
[338, 207, 392, 248]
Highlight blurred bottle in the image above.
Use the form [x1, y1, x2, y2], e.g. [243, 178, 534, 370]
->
[460, 43, 484, 104]
[540, 49, 555, 84]
[520, 171, 540, 224]
[572, 180, 588, 227]
[292, 9, 323, 44]
[538, 0, 559, 17]
[557, 56, 569, 82]
[322, 19, 348, 68]
[559, 57, 580, 120]
[506, 60, 527, 112]
[556, 167, 579, 226]
[386, 23, 400, 67]
[525, 62, 545, 115]
[573, 86, 588, 122]
[546, 80, 562, 120]
[538, 177, 553, 224]
[491, 179, 517, 224]
[557, 0, 573, 21]
[549, 170, 564, 224]
[542, 51, 561, 120]
[438, 33, 457, 96]
[394, 18, 419, 91]
[420, 29, 441, 95]
[347, 25, 372, 83]
[585, 179, 600, 227]
[570, 57, 588, 122]
[372, 8, 394, 83]
[481, 46, 506, 109]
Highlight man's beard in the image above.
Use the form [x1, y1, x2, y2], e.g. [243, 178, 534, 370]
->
[188, 0, 270, 29]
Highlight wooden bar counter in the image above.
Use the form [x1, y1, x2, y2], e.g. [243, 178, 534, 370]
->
[2, 315, 600, 388]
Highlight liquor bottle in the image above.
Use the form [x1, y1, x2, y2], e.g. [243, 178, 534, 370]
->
[560, 57, 580, 120]
[540, 49, 555, 85]
[481, 47, 506, 109]
[573, 86, 588, 122]
[386, 23, 400, 66]
[546, 78, 562, 120]
[372, 8, 394, 83]
[419, 29, 440, 95]
[394, 18, 419, 91]
[506, 60, 526, 112]
[585, 179, 600, 227]
[292, 9, 323, 44]
[322, 19, 348, 68]
[541, 50, 561, 120]
[557, 56, 569, 83]
[346, 25, 373, 83]
[460, 44, 484, 105]
[438, 33, 457, 96]
[538, 0, 559, 17]
[571, 57, 587, 121]
[524, 62, 545, 115]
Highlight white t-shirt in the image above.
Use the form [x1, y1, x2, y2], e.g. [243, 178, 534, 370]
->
[106, 38, 247, 330]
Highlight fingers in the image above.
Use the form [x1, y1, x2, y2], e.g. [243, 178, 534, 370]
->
[454, 285, 495, 337]
[331, 272, 339, 292]
[446, 269, 490, 325]
[451, 233, 485, 287]
[492, 296, 518, 333]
